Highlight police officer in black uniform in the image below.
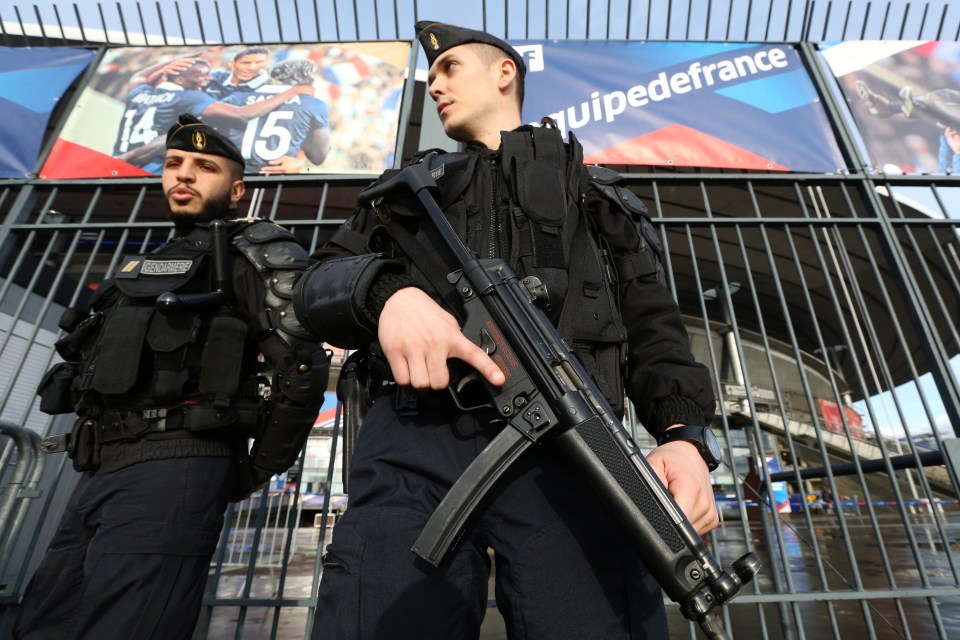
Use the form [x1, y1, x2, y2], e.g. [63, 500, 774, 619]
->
[295, 22, 718, 640]
[14, 114, 328, 640]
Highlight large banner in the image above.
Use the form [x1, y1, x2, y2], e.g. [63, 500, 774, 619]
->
[515, 41, 845, 172]
[823, 41, 960, 175]
[0, 47, 95, 179]
[39, 42, 410, 179]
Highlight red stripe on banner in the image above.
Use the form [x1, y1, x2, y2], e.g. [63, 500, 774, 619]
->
[584, 123, 790, 171]
[38, 138, 155, 179]
[313, 406, 338, 427]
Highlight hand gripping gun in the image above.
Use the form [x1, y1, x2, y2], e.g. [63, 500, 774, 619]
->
[358, 160, 761, 640]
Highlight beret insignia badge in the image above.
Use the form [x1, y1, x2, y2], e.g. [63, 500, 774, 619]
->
[191, 130, 206, 151]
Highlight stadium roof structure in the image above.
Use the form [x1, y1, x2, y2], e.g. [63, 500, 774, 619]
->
[2, 0, 960, 49]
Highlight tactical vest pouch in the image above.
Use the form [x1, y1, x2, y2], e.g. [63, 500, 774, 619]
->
[588, 166, 665, 285]
[573, 340, 626, 419]
[143, 311, 197, 400]
[559, 211, 629, 418]
[58, 306, 88, 333]
[37, 361, 80, 414]
[199, 314, 249, 404]
[90, 305, 153, 395]
[147, 311, 199, 352]
[509, 161, 566, 228]
[55, 312, 103, 361]
[502, 128, 567, 271]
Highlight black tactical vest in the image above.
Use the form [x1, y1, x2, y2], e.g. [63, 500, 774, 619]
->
[397, 127, 633, 415]
[75, 223, 255, 412]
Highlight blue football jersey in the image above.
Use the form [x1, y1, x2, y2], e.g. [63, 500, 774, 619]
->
[220, 85, 330, 172]
[113, 83, 216, 158]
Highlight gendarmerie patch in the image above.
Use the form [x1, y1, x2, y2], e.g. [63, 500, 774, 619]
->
[116, 256, 195, 278]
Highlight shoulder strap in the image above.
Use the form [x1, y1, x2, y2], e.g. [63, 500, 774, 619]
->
[371, 154, 465, 313]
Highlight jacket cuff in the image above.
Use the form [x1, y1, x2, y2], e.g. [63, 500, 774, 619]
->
[645, 395, 706, 440]
[365, 272, 416, 322]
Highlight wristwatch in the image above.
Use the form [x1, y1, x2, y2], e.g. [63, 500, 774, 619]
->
[657, 425, 723, 471]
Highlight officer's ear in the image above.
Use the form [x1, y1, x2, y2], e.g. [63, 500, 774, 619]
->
[497, 57, 518, 93]
[230, 179, 245, 206]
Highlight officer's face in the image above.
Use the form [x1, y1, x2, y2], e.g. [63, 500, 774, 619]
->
[428, 45, 505, 143]
[162, 150, 245, 221]
[231, 53, 268, 83]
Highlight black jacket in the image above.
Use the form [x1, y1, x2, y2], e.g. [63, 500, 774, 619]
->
[296, 129, 713, 437]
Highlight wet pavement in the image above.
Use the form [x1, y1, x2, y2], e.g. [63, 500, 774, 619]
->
[199, 509, 960, 639]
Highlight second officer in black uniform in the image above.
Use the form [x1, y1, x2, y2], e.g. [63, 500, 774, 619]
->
[296, 21, 719, 640]
[14, 114, 328, 640]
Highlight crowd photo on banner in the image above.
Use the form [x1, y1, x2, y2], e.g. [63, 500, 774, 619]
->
[39, 41, 409, 179]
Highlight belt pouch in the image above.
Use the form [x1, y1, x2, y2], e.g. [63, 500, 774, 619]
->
[68, 417, 101, 471]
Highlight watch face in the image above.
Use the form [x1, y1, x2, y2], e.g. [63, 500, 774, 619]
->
[704, 428, 723, 466]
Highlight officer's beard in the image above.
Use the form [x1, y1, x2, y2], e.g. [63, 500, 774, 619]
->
[169, 189, 233, 235]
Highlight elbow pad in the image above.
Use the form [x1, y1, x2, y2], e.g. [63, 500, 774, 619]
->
[293, 253, 405, 349]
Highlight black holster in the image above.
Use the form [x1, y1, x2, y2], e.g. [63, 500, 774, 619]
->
[336, 351, 380, 491]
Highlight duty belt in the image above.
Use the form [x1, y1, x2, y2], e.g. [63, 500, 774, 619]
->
[100, 404, 261, 440]
[98, 407, 187, 443]
[40, 403, 261, 453]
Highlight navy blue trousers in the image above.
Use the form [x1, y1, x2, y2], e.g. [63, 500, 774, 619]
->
[13, 457, 235, 640]
[312, 393, 668, 640]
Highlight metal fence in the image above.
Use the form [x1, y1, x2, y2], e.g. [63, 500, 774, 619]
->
[0, 1, 959, 639]
[5, 0, 960, 46]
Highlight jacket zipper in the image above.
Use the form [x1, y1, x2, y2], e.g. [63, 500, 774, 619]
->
[488, 157, 499, 258]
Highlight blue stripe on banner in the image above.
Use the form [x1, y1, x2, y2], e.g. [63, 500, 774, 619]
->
[0, 62, 92, 113]
[0, 47, 95, 178]
[715, 68, 817, 114]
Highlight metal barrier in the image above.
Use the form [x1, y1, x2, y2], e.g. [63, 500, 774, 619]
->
[0, 422, 45, 604]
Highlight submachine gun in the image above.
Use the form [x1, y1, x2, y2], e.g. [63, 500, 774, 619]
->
[358, 160, 761, 640]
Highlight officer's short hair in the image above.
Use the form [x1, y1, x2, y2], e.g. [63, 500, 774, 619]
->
[467, 42, 525, 109]
[270, 59, 317, 86]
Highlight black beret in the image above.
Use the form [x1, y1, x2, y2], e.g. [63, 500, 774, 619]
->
[415, 20, 526, 77]
[165, 114, 244, 167]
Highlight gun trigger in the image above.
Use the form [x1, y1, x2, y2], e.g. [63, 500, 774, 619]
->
[455, 371, 481, 395]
